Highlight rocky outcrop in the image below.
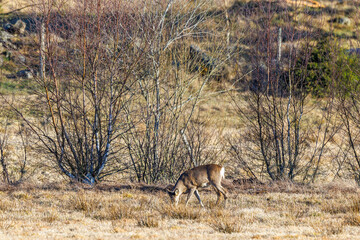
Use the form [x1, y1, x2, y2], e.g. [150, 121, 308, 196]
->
[0, 24, 19, 52]
[188, 45, 230, 81]
[0, 19, 30, 79]
[4, 20, 27, 35]
[329, 16, 351, 26]
[16, 70, 33, 79]
[0, 19, 28, 52]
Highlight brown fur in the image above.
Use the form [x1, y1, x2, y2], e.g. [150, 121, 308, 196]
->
[167, 164, 227, 207]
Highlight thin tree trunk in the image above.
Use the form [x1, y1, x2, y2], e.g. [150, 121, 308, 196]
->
[39, 22, 46, 80]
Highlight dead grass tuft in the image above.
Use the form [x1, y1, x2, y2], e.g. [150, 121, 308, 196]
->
[350, 197, 360, 212]
[11, 191, 33, 200]
[345, 214, 360, 226]
[42, 209, 59, 223]
[208, 217, 243, 233]
[159, 205, 203, 220]
[69, 191, 101, 213]
[312, 219, 345, 236]
[96, 202, 136, 220]
[137, 215, 159, 228]
[0, 220, 15, 230]
[322, 182, 359, 194]
[322, 196, 360, 215]
[0, 198, 16, 212]
[111, 220, 125, 233]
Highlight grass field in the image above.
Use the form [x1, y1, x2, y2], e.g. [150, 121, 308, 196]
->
[0, 182, 359, 239]
[0, 0, 360, 239]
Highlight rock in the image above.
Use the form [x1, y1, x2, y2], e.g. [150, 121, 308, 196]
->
[3, 41, 17, 50]
[49, 33, 65, 43]
[13, 20, 27, 35]
[3, 23, 14, 33]
[0, 42, 4, 54]
[16, 70, 33, 79]
[5, 50, 12, 59]
[3, 20, 27, 35]
[329, 16, 351, 26]
[0, 31, 17, 50]
[5, 74, 16, 79]
[15, 54, 26, 64]
[189, 45, 217, 75]
[0, 31, 14, 42]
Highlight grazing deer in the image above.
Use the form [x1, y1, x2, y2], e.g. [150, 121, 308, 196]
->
[167, 164, 227, 207]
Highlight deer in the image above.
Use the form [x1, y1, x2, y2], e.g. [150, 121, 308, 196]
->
[167, 164, 227, 207]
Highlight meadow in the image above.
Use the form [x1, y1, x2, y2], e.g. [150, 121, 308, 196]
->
[0, 181, 359, 239]
[0, 0, 360, 239]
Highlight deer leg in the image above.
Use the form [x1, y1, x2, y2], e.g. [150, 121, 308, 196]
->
[185, 188, 196, 206]
[219, 186, 228, 207]
[217, 185, 228, 200]
[217, 185, 228, 207]
[211, 183, 227, 205]
[194, 190, 204, 208]
[215, 192, 221, 205]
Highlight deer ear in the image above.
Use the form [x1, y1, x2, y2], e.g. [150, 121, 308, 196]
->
[174, 189, 180, 196]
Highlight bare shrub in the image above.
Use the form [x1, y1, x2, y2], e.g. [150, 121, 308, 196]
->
[10, 0, 231, 185]
[336, 55, 360, 185]
[228, 0, 338, 182]
[0, 103, 31, 185]
[184, 114, 225, 167]
[121, 0, 229, 183]
[19, 0, 143, 184]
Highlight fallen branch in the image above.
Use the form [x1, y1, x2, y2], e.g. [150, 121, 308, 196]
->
[0, 3, 40, 16]
[285, 0, 324, 8]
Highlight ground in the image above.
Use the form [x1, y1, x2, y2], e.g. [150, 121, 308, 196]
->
[0, 182, 359, 239]
[0, 0, 360, 239]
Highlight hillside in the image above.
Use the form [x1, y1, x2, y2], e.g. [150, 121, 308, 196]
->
[0, 1, 360, 239]
[0, 0, 359, 183]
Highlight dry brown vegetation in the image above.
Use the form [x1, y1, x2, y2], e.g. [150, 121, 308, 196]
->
[0, 0, 360, 238]
[0, 182, 359, 239]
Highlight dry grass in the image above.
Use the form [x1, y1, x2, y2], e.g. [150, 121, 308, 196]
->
[0, 0, 359, 238]
[0, 183, 359, 239]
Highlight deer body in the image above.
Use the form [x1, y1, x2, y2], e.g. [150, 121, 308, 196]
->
[167, 164, 227, 207]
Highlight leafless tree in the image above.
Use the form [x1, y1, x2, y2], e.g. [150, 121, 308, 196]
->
[16, 0, 149, 184]
[228, 0, 338, 182]
[336, 47, 360, 184]
[11, 0, 228, 185]
[0, 102, 30, 185]
[121, 0, 229, 183]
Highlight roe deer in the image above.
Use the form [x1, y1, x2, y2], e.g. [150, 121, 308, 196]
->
[167, 164, 227, 207]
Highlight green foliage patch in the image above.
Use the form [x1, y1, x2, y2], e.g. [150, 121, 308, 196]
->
[295, 37, 360, 97]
